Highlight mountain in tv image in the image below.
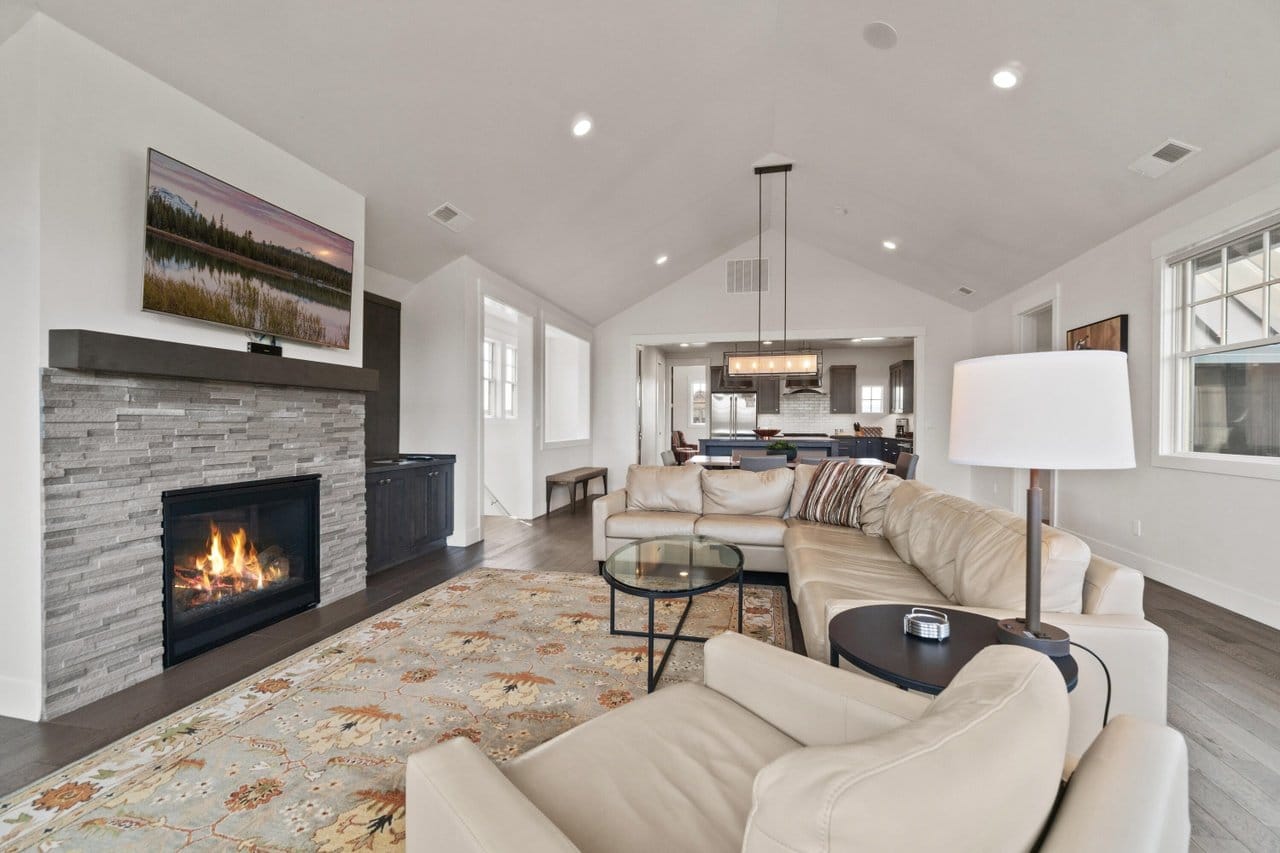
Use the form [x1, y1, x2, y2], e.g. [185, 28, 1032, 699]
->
[143, 150, 354, 348]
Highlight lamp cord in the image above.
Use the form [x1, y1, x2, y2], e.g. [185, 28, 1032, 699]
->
[1068, 640, 1111, 729]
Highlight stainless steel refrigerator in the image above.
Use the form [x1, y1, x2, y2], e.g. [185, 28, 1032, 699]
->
[711, 392, 758, 437]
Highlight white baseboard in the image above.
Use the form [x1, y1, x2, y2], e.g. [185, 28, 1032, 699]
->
[0, 675, 42, 721]
[1069, 530, 1280, 630]
[447, 525, 483, 548]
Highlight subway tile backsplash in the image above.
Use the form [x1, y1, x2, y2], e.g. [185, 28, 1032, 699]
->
[758, 392, 907, 436]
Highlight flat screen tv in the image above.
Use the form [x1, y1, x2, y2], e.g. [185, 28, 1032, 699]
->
[143, 149, 354, 349]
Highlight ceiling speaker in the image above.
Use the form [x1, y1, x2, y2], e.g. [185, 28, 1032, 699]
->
[862, 22, 899, 50]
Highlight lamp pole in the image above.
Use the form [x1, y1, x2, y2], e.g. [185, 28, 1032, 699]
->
[1025, 468, 1042, 635]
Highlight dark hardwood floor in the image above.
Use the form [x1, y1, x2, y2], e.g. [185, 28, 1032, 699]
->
[2, 509, 1278, 852]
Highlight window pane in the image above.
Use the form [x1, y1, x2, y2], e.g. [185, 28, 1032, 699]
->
[1272, 284, 1280, 338]
[1192, 250, 1223, 301]
[1226, 235, 1266, 292]
[1226, 288, 1265, 345]
[1190, 300, 1223, 349]
[1191, 342, 1280, 457]
[1270, 229, 1280, 281]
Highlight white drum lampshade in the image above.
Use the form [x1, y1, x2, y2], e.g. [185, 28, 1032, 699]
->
[949, 351, 1136, 471]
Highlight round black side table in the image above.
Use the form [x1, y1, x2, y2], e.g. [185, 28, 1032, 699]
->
[828, 604, 1078, 694]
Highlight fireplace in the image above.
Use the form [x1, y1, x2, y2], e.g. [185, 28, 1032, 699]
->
[162, 474, 321, 666]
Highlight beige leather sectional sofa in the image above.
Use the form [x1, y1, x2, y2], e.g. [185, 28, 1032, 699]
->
[593, 463, 1168, 754]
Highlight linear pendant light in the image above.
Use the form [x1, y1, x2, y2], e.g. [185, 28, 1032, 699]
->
[725, 163, 820, 378]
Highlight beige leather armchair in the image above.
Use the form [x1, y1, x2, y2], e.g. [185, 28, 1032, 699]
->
[406, 634, 1188, 853]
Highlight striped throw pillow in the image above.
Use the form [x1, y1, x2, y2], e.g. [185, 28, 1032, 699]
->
[795, 461, 888, 528]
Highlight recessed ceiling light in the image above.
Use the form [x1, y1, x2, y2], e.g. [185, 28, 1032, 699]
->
[655, 255, 668, 265]
[862, 21, 898, 50]
[762, 340, 774, 346]
[852, 337, 887, 343]
[992, 67, 1021, 89]
[571, 115, 593, 137]
[882, 240, 897, 251]
[679, 342, 690, 347]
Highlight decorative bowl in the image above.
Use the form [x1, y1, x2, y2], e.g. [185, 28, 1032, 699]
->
[753, 428, 782, 439]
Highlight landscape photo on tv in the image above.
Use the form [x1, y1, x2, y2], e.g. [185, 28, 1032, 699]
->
[143, 149, 354, 348]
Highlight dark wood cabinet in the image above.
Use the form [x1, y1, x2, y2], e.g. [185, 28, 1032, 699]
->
[828, 365, 858, 414]
[756, 378, 781, 414]
[881, 437, 900, 464]
[711, 365, 755, 393]
[363, 293, 402, 461]
[365, 457, 455, 574]
[890, 360, 914, 414]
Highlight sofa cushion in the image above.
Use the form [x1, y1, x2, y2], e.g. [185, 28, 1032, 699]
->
[605, 511, 698, 539]
[788, 462, 820, 517]
[881, 479, 936, 567]
[795, 461, 888, 527]
[955, 505, 1089, 613]
[701, 467, 794, 517]
[899, 490, 982, 601]
[796, 579, 949, 662]
[857, 474, 902, 537]
[695, 514, 788, 547]
[743, 647, 1069, 853]
[505, 682, 798, 853]
[625, 464, 703, 513]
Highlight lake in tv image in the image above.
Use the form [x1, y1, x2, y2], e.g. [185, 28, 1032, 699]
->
[143, 149, 355, 348]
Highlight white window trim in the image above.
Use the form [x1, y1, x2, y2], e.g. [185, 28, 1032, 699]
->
[1153, 208, 1280, 482]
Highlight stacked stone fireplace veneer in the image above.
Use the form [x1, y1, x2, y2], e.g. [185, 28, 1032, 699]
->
[41, 369, 367, 718]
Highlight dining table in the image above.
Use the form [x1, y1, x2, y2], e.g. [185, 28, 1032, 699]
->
[686, 455, 891, 470]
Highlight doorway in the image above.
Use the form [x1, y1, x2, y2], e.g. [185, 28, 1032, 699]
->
[1015, 301, 1057, 524]
[482, 297, 534, 522]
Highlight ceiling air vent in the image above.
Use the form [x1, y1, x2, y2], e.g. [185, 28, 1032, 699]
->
[429, 202, 475, 233]
[726, 258, 769, 294]
[1128, 139, 1200, 179]
[957, 286, 975, 296]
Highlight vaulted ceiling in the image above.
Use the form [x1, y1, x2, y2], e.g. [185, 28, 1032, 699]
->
[21, 0, 1280, 322]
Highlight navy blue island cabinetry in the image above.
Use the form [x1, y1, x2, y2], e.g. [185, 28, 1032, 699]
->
[698, 437, 840, 458]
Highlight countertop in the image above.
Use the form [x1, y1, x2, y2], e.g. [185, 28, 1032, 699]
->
[366, 453, 457, 473]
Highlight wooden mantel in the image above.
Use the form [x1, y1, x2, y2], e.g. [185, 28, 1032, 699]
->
[48, 329, 379, 392]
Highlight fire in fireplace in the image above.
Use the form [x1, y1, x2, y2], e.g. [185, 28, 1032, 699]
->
[162, 475, 320, 666]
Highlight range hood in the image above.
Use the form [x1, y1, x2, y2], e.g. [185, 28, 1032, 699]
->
[784, 375, 824, 394]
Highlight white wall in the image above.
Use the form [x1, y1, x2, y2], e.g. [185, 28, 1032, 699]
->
[0, 18, 46, 721]
[970, 147, 1280, 629]
[0, 15, 369, 720]
[593, 232, 974, 496]
[36, 17, 366, 367]
[670, 361, 711, 446]
[364, 265, 415, 303]
[638, 346, 663, 465]
[400, 256, 594, 544]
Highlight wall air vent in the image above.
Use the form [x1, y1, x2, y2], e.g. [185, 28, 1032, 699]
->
[1128, 139, 1200, 179]
[429, 202, 475, 233]
[726, 258, 769, 294]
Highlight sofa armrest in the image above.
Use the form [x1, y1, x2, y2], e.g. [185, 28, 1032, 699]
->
[702, 632, 929, 746]
[1039, 716, 1189, 853]
[406, 738, 581, 853]
[825, 600, 1168, 755]
[1083, 555, 1145, 617]
[591, 489, 627, 561]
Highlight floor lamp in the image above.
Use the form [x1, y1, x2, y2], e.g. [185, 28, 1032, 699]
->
[949, 351, 1135, 656]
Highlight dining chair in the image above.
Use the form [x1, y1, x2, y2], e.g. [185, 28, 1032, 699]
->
[894, 452, 920, 480]
[660, 450, 678, 466]
[731, 448, 769, 462]
[739, 455, 788, 471]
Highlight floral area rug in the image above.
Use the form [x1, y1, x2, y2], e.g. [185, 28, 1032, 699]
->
[0, 568, 790, 851]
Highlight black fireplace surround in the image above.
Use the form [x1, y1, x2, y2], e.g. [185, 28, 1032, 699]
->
[162, 474, 320, 666]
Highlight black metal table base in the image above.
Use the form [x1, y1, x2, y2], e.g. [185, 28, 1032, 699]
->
[608, 571, 744, 693]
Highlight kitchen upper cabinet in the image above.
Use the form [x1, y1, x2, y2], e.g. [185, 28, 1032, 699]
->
[756, 378, 781, 414]
[890, 360, 915, 414]
[828, 365, 858, 414]
[711, 365, 754, 393]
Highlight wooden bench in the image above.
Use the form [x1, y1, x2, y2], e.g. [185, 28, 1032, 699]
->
[545, 466, 608, 515]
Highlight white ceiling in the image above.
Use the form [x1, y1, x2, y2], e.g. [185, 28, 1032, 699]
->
[21, 0, 1280, 322]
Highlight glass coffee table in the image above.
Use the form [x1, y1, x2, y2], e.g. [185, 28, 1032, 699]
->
[601, 534, 744, 692]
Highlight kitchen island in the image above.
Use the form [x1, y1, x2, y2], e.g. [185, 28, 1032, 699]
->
[697, 436, 908, 464]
